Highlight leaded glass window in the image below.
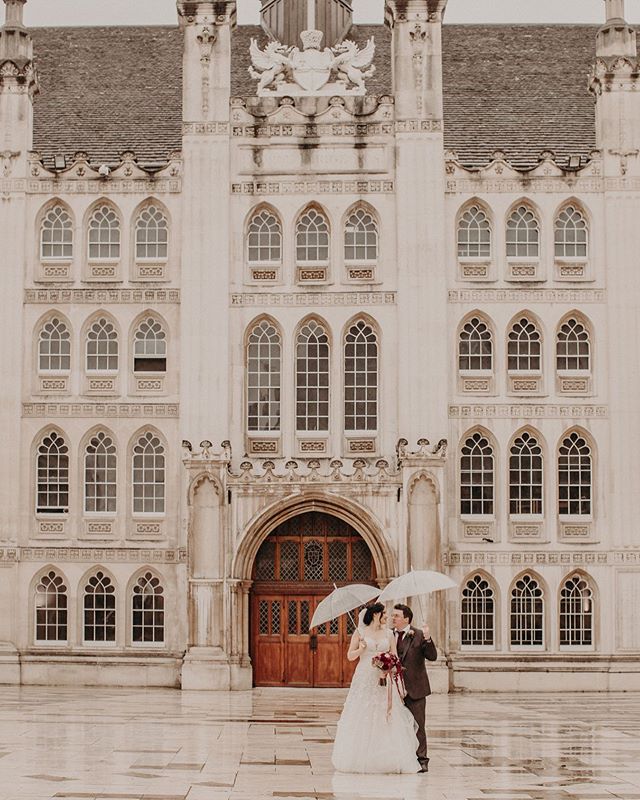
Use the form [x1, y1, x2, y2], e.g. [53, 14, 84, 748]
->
[344, 208, 378, 262]
[460, 432, 494, 515]
[344, 320, 378, 432]
[557, 319, 590, 372]
[35, 571, 68, 642]
[41, 205, 73, 260]
[559, 574, 593, 647]
[296, 208, 329, 262]
[510, 574, 543, 647]
[88, 205, 120, 260]
[83, 571, 116, 643]
[135, 206, 168, 260]
[39, 318, 71, 372]
[84, 432, 117, 514]
[86, 318, 118, 373]
[132, 432, 165, 514]
[304, 540, 324, 581]
[296, 320, 329, 432]
[132, 572, 164, 644]
[508, 317, 541, 372]
[506, 205, 539, 258]
[36, 432, 69, 514]
[134, 318, 167, 373]
[509, 432, 543, 515]
[558, 431, 592, 516]
[458, 205, 491, 258]
[461, 575, 494, 646]
[555, 205, 588, 258]
[247, 320, 281, 432]
[459, 317, 492, 372]
[248, 209, 282, 263]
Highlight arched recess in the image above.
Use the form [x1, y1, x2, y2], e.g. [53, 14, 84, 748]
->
[187, 472, 224, 580]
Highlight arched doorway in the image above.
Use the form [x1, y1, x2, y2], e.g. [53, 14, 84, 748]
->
[250, 511, 377, 687]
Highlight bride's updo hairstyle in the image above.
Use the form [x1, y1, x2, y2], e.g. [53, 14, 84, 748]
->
[362, 602, 385, 626]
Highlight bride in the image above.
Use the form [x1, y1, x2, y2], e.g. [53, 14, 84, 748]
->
[332, 602, 420, 774]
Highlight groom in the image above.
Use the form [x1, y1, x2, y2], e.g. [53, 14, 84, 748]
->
[391, 603, 437, 773]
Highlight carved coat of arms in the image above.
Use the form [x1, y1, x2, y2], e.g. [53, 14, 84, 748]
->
[249, 29, 376, 97]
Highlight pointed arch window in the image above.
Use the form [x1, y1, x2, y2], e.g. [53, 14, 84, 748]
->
[132, 432, 165, 514]
[135, 205, 168, 261]
[344, 208, 378, 262]
[508, 317, 541, 372]
[510, 574, 544, 647]
[84, 432, 117, 514]
[458, 205, 491, 258]
[247, 320, 281, 432]
[558, 431, 592, 516]
[460, 432, 494, 516]
[557, 318, 590, 372]
[83, 571, 116, 643]
[459, 317, 492, 372]
[344, 320, 378, 432]
[247, 209, 282, 264]
[35, 571, 68, 643]
[41, 206, 73, 260]
[39, 317, 71, 373]
[560, 574, 593, 647]
[36, 432, 69, 514]
[88, 205, 120, 260]
[509, 432, 543, 515]
[461, 575, 495, 646]
[506, 205, 539, 258]
[555, 205, 588, 258]
[134, 317, 167, 373]
[132, 572, 165, 644]
[296, 208, 329, 263]
[296, 320, 329, 432]
[86, 318, 118, 373]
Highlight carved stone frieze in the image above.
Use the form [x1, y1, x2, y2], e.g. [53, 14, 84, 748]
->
[27, 179, 181, 195]
[17, 547, 186, 563]
[231, 179, 394, 195]
[225, 456, 401, 486]
[445, 550, 634, 567]
[230, 291, 396, 307]
[448, 289, 606, 304]
[449, 404, 607, 419]
[25, 289, 180, 304]
[23, 403, 179, 418]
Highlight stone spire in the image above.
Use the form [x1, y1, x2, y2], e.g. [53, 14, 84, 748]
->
[0, 0, 31, 60]
[596, 0, 636, 58]
[0, 0, 37, 157]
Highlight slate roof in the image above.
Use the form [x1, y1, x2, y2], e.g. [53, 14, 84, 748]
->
[30, 23, 599, 170]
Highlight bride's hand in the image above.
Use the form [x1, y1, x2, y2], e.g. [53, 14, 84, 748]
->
[358, 639, 367, 653]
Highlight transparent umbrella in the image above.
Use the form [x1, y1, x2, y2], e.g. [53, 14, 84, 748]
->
[309, 583, 380, 630]
[377, 569, 456, 604]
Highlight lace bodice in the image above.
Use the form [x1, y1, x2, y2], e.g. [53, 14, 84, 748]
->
[359, 628, 393, 655]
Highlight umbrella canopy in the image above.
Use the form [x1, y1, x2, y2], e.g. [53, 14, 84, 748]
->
[377, 570, 456, 603]
[309, 584, 380, 630]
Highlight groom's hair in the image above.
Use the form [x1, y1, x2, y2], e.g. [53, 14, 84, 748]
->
[394, 604, 413, 623]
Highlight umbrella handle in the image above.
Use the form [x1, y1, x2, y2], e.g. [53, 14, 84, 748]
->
[332, 582, 356, 629]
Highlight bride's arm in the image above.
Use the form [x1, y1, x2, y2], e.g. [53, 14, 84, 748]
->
[347, 631, 367, 662]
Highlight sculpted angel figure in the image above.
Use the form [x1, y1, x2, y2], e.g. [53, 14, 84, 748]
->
[248, 39, 292, 93]
[332, 37, 376, 90]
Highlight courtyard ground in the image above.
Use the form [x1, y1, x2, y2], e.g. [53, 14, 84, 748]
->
[0, 687, 638, 800]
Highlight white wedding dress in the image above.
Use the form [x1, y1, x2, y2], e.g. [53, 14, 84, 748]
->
[332, 625, 420, 774]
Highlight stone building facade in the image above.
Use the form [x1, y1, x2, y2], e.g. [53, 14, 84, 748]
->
[0, 0, 639, 691]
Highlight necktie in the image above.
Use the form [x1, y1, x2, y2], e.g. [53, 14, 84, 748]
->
[397, 630, 404, 648]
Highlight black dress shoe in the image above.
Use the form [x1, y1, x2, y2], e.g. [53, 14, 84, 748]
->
[419, 760, 429, 773]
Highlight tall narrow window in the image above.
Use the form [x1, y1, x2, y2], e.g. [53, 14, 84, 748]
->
[344, 320, 378, 432]
[88, 205, 120, 260]
[296, 320, 329, 432]
[247, 320, 281, 432]
[458, 205, 491, 258]
[510, 574, 544, 647]
[86, 318, 118, 373]
[247, 210, 282, 263]
[83, 571, 116, 643]
[132, 432, 165, 514]
[509, 432, 543, 515]
[41, 206, 73, 260]
[134, 318, 167, 373]
[35, 571, 68, 643]
[344, 208, 378, 262]
[36, 432, 69, 514]
[557, 318, 590, 372]
[132, 572, 165, 644]
[558, 431, 592, 516]
[461, 575, 494, 646]
[459, 317, 492, 372]
[508, 317, 541, 372]
[506, 205, 539, 258]
[296, 208, 329, 263]
[460, 432, 494, 515]
[39, 318, 71, 373]
[555, 205, 588, 258]
[560, 574, 593, 647]
[135, 205, 168, 260]
[84, 432, 117, 514]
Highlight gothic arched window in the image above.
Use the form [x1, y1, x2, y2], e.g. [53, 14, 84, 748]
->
[508, 317, 541, 372]
[461, 575, 495, 646]
[35, 571, 68, 643]
[135, 205, 169, 260]
[134, 317, 167, 373]
[344, 208, 378, 262]
[510, 574, 544, 647]
[560, 574, 593, 647]
[84, 432, 117, 514]
[132, 572, 165, 644]
[83, 571, 116, 643]
[41, 205, 73, 260]
[509, 432, 543, 515]
[88, 205, 120, 260]
[247, 320, 281, 432]
[556, 318, 590, 372]
[86, 318, 118, 373]
[344, 320, 378, 432]
[247, 209, 282, 263]
[506, 205, 539, 258]
[458, 205, 491, 258]
[38, 317, 71, 373]
[36, 431, 69, 514]
[558, 431, 592, 516]
[296, 320, 330, 432]
[460, 432, 494, 516]
[132, 432, 165, 514]
[555, 205, 588, 258]
[459, 317, 492, 372]
[296, 208, 330, 263]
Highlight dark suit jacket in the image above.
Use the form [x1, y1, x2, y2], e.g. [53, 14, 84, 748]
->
[396, 626, 438, 700]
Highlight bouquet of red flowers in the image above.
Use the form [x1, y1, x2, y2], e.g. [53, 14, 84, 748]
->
[371, 651, 403, 687]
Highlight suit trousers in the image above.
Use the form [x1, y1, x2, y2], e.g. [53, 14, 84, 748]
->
[404, 695, 427, 762]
